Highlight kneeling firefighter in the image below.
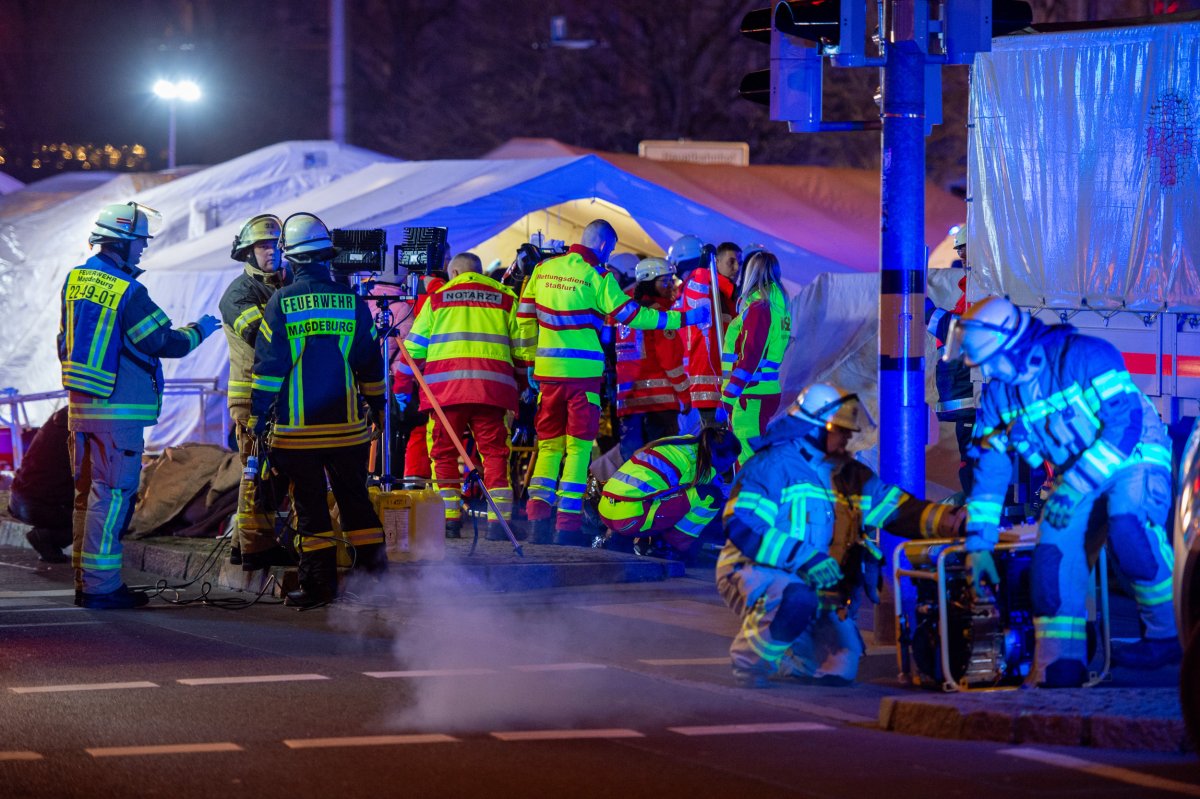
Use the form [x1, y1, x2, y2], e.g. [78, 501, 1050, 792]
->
[249, 212, 388, 608]
[598, 425, 741, 555]
[717, 384, 965, 688]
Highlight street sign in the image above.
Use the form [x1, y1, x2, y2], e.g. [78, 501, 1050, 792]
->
[637, 140, 750, 166]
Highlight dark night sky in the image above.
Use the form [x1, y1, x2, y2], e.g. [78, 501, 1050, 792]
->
[3, 0, 1196, 185]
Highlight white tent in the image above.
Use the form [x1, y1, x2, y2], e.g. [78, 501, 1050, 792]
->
[0, 171, 24, 195]
[3, 142, 963, 447]
[0, 141, 395, 445]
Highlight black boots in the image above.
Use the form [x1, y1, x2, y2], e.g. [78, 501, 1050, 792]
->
[77, 584, 150, 610]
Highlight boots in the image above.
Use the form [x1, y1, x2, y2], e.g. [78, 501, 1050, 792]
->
[286, 549, 337, 609]
[25, 528, 69, 563]
[78, 584, 150, 610]
[529, 518, 556, 545]
[1113, 637, 1183, 670]
[445, 518, 462, 539]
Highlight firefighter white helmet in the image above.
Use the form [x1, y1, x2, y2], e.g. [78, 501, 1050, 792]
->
[635, 257, 674, 283]
[667, 234, 705, 267]
[231, 214, 282, 261]
[789, 383, 864, 432]
[953, 224, 967, 250]
[607, 252, 639, 281]
[280, 212, 335, 263]
[944, 295, 1029, 367]
[88, 202, 161, 245]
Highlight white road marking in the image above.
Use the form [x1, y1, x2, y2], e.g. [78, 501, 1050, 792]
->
[0, 590, 77, 598]
[11, 681, 159, 695]
[178, 674, 329, 686]
[0, 560, 39, 572]
[510, 663, 607, 672]
[87, 743, 243, 758]
[0, 621, 103, 628]
[669, 722, 833, 736]
[0, 751, 42, 761]
[363, 668, 495, 678]
[284, 734, 458, 749]
[491, 728, 644, 741]
[0, 606, 82, 613]
[639, 657, 728, 666]
[1000, 748, 1200, 797]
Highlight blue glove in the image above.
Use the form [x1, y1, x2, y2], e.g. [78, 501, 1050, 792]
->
[966, 549, 1000, 601]
[796, 552, 842, 589]
[677, 406, 701, 435]
[1042, 483, 1083, 529]
[715, 402, 730, 426]
[194, 314, 221, 339]
[681, 301, 712, 328]
[527, 366, 539, 394]
[393, 393, 409, 414]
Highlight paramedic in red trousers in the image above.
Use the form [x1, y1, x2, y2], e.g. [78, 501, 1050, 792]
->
[218, 214, 296, 571]
[59, 202, 220, 609]
[249, 213, 387, 608]
[614, 256, 689, 461]
[396, 252, 526, 541]
[515, 220, 711, 546]
[670, 236, 741, 428]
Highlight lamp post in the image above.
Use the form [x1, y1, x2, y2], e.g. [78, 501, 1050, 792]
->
[152, 79, 201, 170]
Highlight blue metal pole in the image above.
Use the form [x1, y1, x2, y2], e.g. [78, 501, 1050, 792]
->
[878, 38, 927, 497]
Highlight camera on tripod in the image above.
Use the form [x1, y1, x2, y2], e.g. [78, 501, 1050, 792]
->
[329, 226, 449, 300]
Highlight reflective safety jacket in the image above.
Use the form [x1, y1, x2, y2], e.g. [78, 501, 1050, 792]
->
[601, 436, 722, 537]
[615, 292, 687, 417]
[724, 415, 953, 571]
[965, 321, 1172, 549]
[58, 253, 209, 431]
[249, 263, 385, 449]
[219, 263, 286, 423]
[679, 267, 736, 410]
[515, 245, 685, 383]
[925, 275, 975, 421]
[397, 272, 525, 412]
[722, 282, 791, 403]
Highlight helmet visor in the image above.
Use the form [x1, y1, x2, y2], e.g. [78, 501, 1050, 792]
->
[943, 316, 969, 364]
[131, 203, 163, 239]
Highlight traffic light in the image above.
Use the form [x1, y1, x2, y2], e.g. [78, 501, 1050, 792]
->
[774, 0, 868, 67]
[739, 8, 826, 130]
[941, 0, 1034, 64]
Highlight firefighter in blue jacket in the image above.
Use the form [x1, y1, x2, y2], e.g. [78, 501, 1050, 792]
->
[718, 383, 965, 688]
[947, 296, 1178, 686]
[59, 202, 220, 609]
[249, 212, 387, 608]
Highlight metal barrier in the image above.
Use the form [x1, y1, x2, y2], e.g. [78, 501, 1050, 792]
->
[0, 379, 226, 470]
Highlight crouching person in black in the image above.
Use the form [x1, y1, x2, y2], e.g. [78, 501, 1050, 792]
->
[8, 407, 73, 562]
[248, 213, 387, 608]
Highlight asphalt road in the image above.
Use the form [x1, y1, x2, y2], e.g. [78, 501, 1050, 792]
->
[1, 543, 1198, 799]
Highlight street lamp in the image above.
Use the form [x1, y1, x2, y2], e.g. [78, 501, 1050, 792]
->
[152, 79, 201, 170]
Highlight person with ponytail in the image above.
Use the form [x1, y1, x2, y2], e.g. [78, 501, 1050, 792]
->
[598, 425, 741, 556]
[720, 251, 792, 464]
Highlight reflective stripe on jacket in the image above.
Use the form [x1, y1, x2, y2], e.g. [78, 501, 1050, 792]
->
[679, 267, 735, 409]
[722, 282, 791, 402]
[966, 322, 1171, 548]
[398, 272, 523, 411]
[249, 264, 384, 449]
[725, 415, 949, 571]
[59, 254, 207, 431]
[615, 291, 687, 416]
[514, 245, 684, 382]
[219, 264, 284, 421]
